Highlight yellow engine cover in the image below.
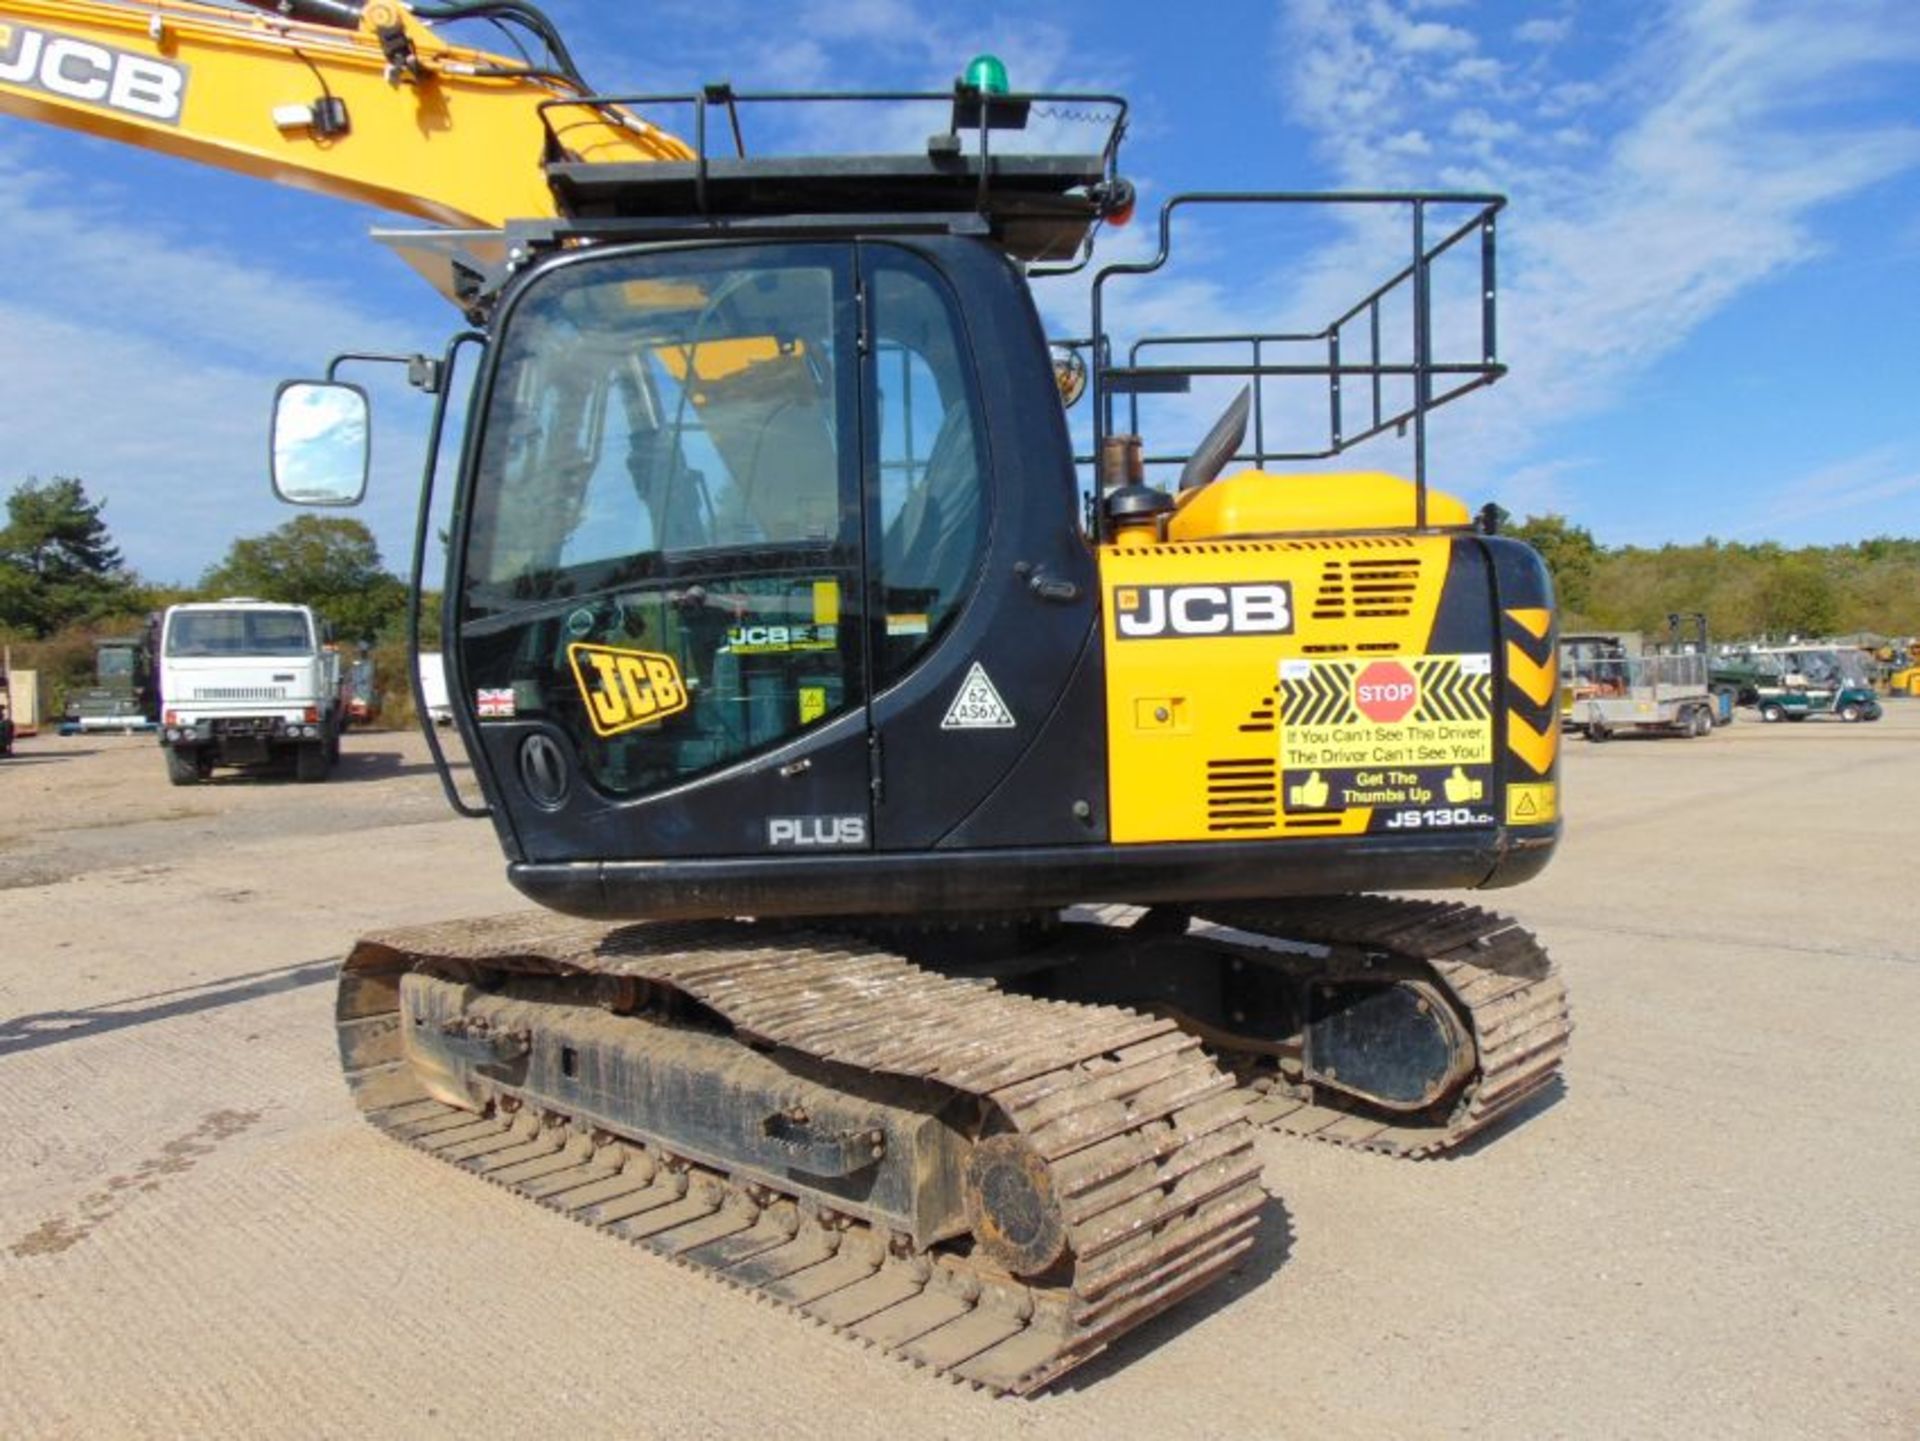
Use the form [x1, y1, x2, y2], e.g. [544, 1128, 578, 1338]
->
[1100, 532, 1500, 844]
[1168, 469, 1471, 541]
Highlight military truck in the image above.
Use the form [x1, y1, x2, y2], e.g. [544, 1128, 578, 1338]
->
[59, 630, 158, 734]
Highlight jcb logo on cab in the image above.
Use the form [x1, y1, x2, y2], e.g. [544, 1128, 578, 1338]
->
[1113, 582, 1294, 640]
[568, 642, 690, 736]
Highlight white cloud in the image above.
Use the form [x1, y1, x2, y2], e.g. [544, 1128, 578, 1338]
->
[1367, 1, 1476, 55]
[0, 135, 443, 581]
[1487, 457, 1589, 522]
[1269, 0, 1920, 528]
[1516, 18, 1573, 46]
[1449, 108, 1523, 145]
[1539, 79, 1605, 117]
[1749, 447, 1920, 535]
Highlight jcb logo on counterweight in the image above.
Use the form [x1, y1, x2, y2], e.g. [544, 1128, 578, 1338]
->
[0, 24, 189, 125]
[568, 642, 689, 737]
[1113, 582, 1294, 640]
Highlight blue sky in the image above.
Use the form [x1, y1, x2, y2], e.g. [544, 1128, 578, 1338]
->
[1, 0, 1916, 583]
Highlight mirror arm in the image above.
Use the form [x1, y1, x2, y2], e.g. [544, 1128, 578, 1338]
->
[409, 331, 491, 820]
[325, 350, 444, 395]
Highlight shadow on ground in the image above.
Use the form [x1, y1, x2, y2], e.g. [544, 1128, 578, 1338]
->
[332, 750, 442, 781]
[0, 957, 337, 1057]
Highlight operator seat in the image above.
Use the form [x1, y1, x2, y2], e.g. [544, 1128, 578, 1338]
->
[883, 404, 982, 630]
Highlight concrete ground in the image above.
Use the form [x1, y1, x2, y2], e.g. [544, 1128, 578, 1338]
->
[1, 709, 1914, 1438]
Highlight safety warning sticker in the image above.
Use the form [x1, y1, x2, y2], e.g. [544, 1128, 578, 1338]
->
[1505, 781, 1558, 825]
[1279, 654, 1497, 831]
[941, 662, 1016, 730]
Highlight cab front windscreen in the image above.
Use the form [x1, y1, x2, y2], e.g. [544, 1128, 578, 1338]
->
[165, 610, 314, 657]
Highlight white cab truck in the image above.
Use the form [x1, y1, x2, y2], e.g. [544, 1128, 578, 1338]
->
[157, 599, 343, 784]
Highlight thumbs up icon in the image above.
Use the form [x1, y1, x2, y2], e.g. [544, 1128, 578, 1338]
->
[1289, 771, 1330, 809]
[1444, 766, 1483, 803]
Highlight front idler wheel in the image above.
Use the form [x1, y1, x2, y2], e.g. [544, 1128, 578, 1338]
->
[964, 1132, 1069, 1278]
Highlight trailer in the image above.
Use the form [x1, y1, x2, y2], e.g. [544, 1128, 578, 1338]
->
[1575, 650, 1718, 741]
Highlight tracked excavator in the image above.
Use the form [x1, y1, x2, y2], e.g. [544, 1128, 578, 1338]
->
[6, 0, 1570, 1392]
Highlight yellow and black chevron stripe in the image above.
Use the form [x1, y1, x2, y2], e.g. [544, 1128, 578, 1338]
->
[1410, 658, 1492, 722]
[1502, 606, 1560, 808]
[1278, 665, 1350, 727]
[1279, 657, 1492, 728]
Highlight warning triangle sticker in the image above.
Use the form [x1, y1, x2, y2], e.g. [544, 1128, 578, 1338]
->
[940, 662, 1016, 730]
[1513, 791, 1538, 818]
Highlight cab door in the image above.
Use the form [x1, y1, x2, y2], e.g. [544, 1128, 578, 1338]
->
[451, 242, 877, 862]
[857, 240, 1104, 853]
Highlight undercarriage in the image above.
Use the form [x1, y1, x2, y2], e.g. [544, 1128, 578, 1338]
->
[334, 896, 1568, 1391]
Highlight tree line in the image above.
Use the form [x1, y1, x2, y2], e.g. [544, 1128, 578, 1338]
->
[1506, 515, 1917, 640]
[1, 476, 425, 721]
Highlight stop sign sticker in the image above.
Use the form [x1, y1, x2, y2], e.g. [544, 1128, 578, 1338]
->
[1354, 660, 1418, 723]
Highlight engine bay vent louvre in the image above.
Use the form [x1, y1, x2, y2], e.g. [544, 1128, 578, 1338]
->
[1206, 757, 1277, 832]
[1237, 687, 1278, 734]
[1203, 754, 1349, 835]
[1312, 561, 1348, 622]
[1346, 556, 1422, 618]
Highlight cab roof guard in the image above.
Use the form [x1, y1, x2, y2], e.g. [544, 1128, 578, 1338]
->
[1072, 192, 1506, 534]
[530, 84, 1130, 263]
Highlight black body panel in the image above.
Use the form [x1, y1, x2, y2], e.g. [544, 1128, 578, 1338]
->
[939, 615, 1109, 849]
[509, 829, 1556, 921]
[863, 241, 1101, 851]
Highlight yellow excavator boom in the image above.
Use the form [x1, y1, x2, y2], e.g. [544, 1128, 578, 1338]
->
[0, 0, 691, 227]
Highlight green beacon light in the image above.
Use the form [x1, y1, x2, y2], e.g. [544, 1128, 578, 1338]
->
[964, 53, 1010, 95]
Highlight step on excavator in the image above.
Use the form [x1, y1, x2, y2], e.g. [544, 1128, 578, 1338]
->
[4, 0, 1570, 1392]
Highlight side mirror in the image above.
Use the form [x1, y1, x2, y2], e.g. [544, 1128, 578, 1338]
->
[1051, 345, 1088, 408]
[271, 380, 370, 506]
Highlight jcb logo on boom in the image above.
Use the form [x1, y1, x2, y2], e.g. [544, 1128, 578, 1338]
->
[0, 24, 189, 126]
[1112, 582, 1294, 640]
[567, 642, 690, 737]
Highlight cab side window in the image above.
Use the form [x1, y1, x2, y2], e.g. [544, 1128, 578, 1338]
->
[871, 258, 988, 684]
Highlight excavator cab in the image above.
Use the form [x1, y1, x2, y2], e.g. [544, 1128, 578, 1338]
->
[451, 236, 1056, 875]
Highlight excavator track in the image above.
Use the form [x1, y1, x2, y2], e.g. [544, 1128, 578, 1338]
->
[1190, 897, 1572, 1158]
[334, 913, 1266, 1394]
